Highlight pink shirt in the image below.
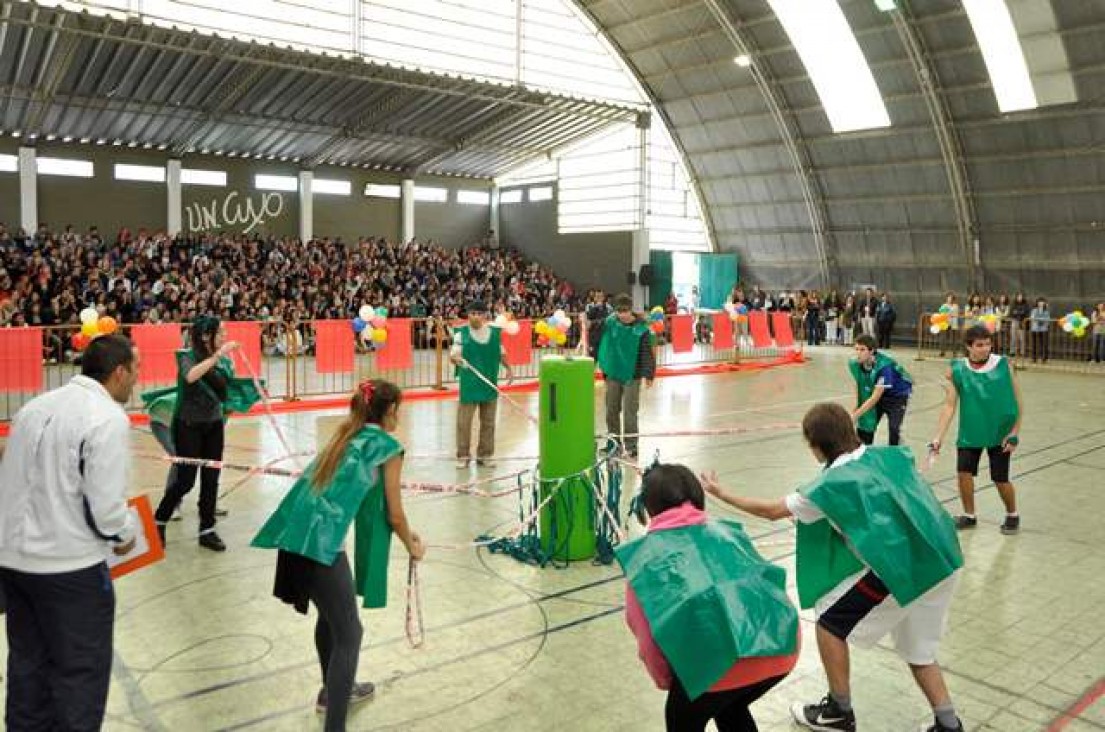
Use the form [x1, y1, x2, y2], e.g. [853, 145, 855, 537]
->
[624, 502, 800, 692]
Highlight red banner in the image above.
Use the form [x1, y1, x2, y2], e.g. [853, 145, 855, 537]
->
[131, 323, 183, 384]
[0, 327, 44, 393]
[314, 320, 354, 374]
[375, 318, 413, 371]
[223, 321, 262, 376]
[502, 320, 533, 367]
[748, 311, 772, 349]
[670, 314, 694, 353]
[711, 313, 734, 350]
[771, 312, 795, 348]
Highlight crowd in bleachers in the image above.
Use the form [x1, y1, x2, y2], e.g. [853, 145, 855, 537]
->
[0, 224, 582, 355]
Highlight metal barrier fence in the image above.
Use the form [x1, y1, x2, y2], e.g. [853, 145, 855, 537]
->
[915, 314, 1105, 374]
[0, 313, 807, 421]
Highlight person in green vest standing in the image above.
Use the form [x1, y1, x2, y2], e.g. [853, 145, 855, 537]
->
[450, 300, 511, 469]
[849, 334, 913, 446]
[252, 379, 425, 731]
[931, 324, 1024, 534]
[618, 463, 800, 730]
[597, 293, 656, 459]
[702, 403, 965, 732]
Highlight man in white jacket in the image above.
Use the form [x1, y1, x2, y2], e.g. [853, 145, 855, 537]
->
[0, 334, 139, 731]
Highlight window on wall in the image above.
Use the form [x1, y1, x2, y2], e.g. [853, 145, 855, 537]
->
[413, 186, 448, 202]
[313, 178, 352, 196]
[457, 190, 491, 205]
[364, 183, 401, 198]
[181, 168, 227, 187]
[0, 154, 17, 172]
[255, 174, 298, 192]
[528, 186, 553, 202]
[37, 157, 94, 178]
[114, 164, 166, 182]
[500, 189, 523, 204]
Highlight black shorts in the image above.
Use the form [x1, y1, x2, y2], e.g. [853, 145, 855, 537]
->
[817, 571, 890, 641]
[956, 446, 1011, 483]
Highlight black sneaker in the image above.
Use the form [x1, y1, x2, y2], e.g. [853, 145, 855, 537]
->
[1000, 515, 1020, 535]
[791, 695, 856, 731]
[198, 532, 227, 552]
[921, 718, 964, 731]
[954, 515, 978, 530]
[315, 681, 376, 713]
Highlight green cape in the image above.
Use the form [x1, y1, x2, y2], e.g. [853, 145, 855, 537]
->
[848, 352, 912, 433]
[456, 325, 501, 404]
[598, 315, 648, 383]
[795, 447, 962, 610]
[951, 356, 1018, 448]
[616, 519, 799, 700]
[251, 426, 403, 608]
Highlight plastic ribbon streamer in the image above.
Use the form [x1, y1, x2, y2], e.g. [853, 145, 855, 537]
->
[459, 356, 539, 425]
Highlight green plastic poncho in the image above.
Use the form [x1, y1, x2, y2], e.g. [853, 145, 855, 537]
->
[598, 314, 648, 384]
[139, 350, 263, 425]
[795, 446, 962, 611]
[951, 356, 1018, 448]
[456, 325, 502, 404]
[251, 425, 403, 608]
[615, 519, 799, 700]
[848, 352, 912, 433]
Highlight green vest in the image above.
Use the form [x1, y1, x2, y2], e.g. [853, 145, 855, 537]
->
[795, 447, 962, 610]
[951, 356, 1018, 448]
[251, 426, 403, 608]
[457, 325, 501, 404]
[598, 315, 647, 384]
[848, 353, 912, 433]
[616, 519, 799, 700]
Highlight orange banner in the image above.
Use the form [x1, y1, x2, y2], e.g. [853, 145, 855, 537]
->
[131, 323, 183, 384]
[748, 311, 772, 349]
[223, 321, 262, 375]
[314, 320, 354, 374]
[502, 320, 533, 367]
[375, 318, 413, 371]
[711, 313, 734, 350]
[0, 327, 44, 392]
[670, 314, 694, 353]
[771, 312, 795, 348]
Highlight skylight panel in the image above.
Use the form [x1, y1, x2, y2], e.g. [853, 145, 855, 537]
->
[766, 0, 890, 132]
[962, 0, 1037, 112]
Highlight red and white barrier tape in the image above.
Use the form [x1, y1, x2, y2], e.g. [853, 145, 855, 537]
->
[458, 357, 538, 425]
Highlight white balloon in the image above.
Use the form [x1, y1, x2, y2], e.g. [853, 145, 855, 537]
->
[80, 307, 98, 324]
[929, 325, 941, 335]
[504, 320, 521, 336]
[358, 305, 373, 321]
[493, 314, 509, 326]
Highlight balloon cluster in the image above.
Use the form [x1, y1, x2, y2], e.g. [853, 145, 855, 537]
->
[534, 309, 570, 347]
[722, 302, 749, 323]
[71, 307, 118, 351]
[1060, 311, 1090, 338]
[352, 305, 389, 346]
[929, 304, 953, 335]
[978, 313, 1000, 333]
[491, 312, 522, 336]
[648, 307, 665, 334]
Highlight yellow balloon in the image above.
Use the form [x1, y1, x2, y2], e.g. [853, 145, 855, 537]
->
[81, 320, 99, 337]
[372, 328, 388, 343]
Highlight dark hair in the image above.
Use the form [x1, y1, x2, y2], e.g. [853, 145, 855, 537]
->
[802, 403, 861, 465]
[639, 464, 705, 521]
[466, 300, 488, 315]
[81, 334, 135, 383]
[311, 379, 403, 492]
[855, 334, 877, 350]
[191, 315, 221, 360]
[612, 293, 632, 311]
[963, 325, 992, 345]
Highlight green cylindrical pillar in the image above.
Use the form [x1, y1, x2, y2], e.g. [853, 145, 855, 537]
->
[538, 355, 596, 561]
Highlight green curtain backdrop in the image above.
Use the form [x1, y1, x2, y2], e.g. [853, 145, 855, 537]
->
[697, 253, 738, 309]
[648, 250, 673, 309]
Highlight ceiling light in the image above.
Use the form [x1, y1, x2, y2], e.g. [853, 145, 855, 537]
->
[733, 55, 751, 67]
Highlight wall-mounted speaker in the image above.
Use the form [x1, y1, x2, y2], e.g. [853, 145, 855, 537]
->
[638, 264, 654, 286]
[626, 270, 637, 285]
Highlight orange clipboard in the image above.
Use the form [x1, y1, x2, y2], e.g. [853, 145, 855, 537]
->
[108, 494, 165, 580]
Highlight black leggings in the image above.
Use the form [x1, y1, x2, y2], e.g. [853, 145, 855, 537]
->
[665, 674, 785, 732]
[155, 418, 224, 531]
[310, 552, 364, 732]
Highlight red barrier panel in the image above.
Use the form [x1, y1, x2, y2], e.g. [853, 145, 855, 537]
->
[224, 321, 262, 375]
[748, 311, 772, 349]
[0, 327, 44, 392]
[502, 320, 533, 367]
[376, 318, 413, 371]
[314, 320, 354, 374]
[131, 323, 183, 384]
[711, 313, 734, 350]
[771, 312, 795, 348]
[670, 314, 694, 353]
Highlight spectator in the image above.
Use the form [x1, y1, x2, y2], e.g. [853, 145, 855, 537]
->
[1029, 298, 1050, 363]
[1008, 293, 1030, 358]
[875, 293, 897, 349]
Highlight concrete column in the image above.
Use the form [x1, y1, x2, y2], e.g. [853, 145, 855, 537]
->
[166, 159, 182, 235]
[401, 178, 415, 243]
[18, 147, 37, 235]
[632, 119, 651, 309]
[298, 170, 313, 242]
[489, 184, 500, 248]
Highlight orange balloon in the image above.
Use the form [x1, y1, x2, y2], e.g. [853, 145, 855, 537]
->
[97, 316, 118, 335]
